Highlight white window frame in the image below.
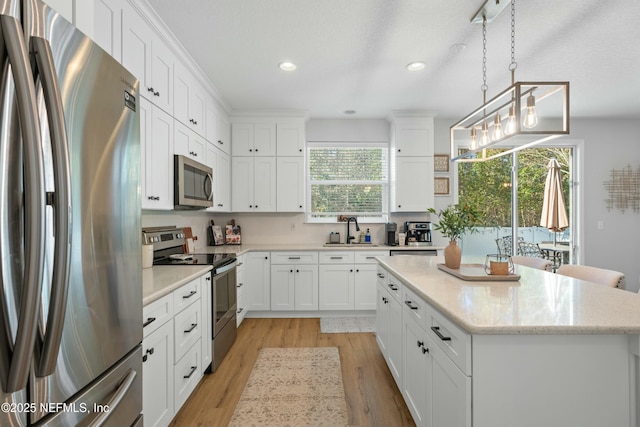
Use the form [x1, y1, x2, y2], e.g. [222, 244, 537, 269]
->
[306, 141, 389, 224]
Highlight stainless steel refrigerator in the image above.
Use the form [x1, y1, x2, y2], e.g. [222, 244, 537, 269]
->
[0, 0, 142, 426]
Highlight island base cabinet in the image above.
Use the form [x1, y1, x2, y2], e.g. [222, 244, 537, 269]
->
[377, 282, 403, 387]
[472, 334, 632, 427]
[430, 341, 471, 427]
[403, 316, 432, 427]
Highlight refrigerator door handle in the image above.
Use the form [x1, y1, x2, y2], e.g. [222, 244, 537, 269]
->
[0, 14, 46, 394]
[87, 369, 137, 427]
[31, 36, 72, 378]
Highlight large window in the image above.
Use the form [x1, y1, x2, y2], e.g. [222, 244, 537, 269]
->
[307, 143, 388, 222]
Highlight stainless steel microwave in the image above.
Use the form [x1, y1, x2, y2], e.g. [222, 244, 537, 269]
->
[174, 155, 213, 209]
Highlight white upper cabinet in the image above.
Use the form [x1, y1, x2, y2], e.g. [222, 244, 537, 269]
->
[174, 62, 206, 136]
[216, 111, 231, 156]
[276, 157, 304, 212]
[276, 121, 305, 156]
[121, 4, 173, 112]
[232, 122, 276, 156]
[391, 116, 435, 157]
[206, 143, 231, 212]
[92, 0, 124, 59]
[392, 156, 434, 213]
[174, 120, 205, 161]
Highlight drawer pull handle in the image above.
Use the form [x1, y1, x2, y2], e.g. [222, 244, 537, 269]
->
[330, 256, 343, 260]
[183, 366, 197, 379]
[182, 290, 197, 299]
[237, 262, 244, 266]
[184, 323, 197, 333]
[431, 326, 452, 341]
[388, 284, 398, 291]
[377, 273, 385, 278]
[366, 256, 375, 259]
[404, 300, 418, 310]
[143, 317, 156, 328]
[288, 256, 301, 260]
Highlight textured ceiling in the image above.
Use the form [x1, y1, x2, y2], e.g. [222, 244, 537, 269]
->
[146, 0, 640, 119]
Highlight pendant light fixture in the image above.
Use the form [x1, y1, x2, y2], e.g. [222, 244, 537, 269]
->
[450, 0, 570, 163]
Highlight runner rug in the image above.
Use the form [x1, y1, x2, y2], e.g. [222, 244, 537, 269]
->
[228, 347, 349, 427]
[320, 316, 376, 333]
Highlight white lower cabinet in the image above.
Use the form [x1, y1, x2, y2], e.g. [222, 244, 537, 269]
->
[319, 251, 383, 311]
[377, 266, 471, 427]
[245, 252, 271, 311]
[236, 255, 247, 326]
[403, 316, 432, 427]
[376, 277, 403, 387]
[142, 273, 208, 427]
[142, 315, 174, 427]
[271, 264, 319, 311]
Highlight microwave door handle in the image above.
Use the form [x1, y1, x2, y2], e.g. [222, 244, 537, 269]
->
[205, 173, 213, 201]
[31, 37, 72, 377]
[0, 15, 46, 393]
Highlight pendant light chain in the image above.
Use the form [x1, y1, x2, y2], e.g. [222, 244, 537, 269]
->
[481, 16, 488, 103]
[509, 0, 517, 84]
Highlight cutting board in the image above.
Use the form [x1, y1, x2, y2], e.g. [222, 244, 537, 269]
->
[183, 227, 197, 253]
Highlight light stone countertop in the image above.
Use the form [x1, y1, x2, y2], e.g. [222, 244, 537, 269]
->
[193, 243, 444, 256]
[377, 255, 640, 335]
[141, 244, 442, 306]
[143, 265, 212, 306]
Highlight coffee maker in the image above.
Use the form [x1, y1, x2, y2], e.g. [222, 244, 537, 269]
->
[404, 221, 432, 246]
[385, 222, 397, 246]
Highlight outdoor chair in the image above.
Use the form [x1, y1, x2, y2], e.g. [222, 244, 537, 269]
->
[512, 256, 554, 272]
[556, 264, 625, 289]
[495, 236, 524, 256]
[517, 241, 545, 258]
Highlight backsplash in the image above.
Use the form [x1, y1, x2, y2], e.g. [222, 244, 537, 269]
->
[142, 211, 431, 250]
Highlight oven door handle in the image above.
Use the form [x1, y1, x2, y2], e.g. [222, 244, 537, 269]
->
[214, 259, 238, 275]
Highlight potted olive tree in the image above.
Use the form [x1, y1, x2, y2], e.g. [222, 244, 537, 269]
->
[428, 204, 481, 269]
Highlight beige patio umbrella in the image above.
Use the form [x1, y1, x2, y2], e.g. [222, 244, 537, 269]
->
[540, 158, 569, 244]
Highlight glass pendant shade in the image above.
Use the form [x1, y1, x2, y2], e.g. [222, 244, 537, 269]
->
[470, 127, 478, 150]
[505, 104, 517, 135]
[492, 113, 504, 140]
[450, 81, 570, 162]
[480, 121, 490, 146]
[522, 93, 538, 128]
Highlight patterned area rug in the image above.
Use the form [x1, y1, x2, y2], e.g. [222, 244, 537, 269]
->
[228, 347, 349, 427]
[320, 316, 376, 333]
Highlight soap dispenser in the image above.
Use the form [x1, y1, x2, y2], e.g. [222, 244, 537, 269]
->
[365, 228, 371, 243]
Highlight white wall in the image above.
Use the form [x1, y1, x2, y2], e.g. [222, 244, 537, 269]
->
[433, 117, 640, 291]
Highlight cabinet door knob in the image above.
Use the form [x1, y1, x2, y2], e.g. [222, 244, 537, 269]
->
[422, 347, 429, 354]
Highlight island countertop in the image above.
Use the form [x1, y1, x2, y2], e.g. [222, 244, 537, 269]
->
[376, 255, 640, 335]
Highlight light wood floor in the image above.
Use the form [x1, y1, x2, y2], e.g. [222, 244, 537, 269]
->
[170, 317, 415, 427]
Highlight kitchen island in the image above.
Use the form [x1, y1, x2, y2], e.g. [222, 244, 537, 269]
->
[375, 255, 640, 427]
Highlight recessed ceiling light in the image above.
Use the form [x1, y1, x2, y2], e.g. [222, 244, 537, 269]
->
[344, 110, 356, 115]
[278, 61, 297, 71]
[406, 61, 426, 71]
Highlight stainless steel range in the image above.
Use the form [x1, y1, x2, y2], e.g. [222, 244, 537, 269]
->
[143, 227, 237, 373]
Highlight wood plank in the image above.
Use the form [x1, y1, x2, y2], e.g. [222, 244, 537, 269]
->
[170, 318, 415, 427]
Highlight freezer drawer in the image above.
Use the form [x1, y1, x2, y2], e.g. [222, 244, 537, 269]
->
[40, 346, 142, 427]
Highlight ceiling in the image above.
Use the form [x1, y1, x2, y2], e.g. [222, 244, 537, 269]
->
[146, 0, 640, 120]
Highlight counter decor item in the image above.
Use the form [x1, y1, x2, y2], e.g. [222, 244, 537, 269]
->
[226, 219, 241, 245]
[428, 204, 482, 269]
[437, 263, 521, 281]
[484, 254, 514, 275]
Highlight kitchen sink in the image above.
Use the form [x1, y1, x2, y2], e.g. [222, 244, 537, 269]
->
[322, 243, 380, 247]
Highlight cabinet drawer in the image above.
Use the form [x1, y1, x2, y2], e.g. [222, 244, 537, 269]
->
[271, 251, 318, 264]
[143, 293, 174, 338]
[319, 251, 354, 264]
[173, 277, 201, 313]
[174, 339, 202, 410]
[383, 270, 403, 302]
[174, 300, 201, 361]
[354, 251, 387, 264]
[402, 285, 427, 327]
[428, 307, 472, 375]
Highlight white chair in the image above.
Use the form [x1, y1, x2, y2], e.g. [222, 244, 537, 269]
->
[556, 264, 625, 289]
[512, 256, 554, 272]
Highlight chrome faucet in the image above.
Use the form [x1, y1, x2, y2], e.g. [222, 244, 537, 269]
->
[346, 216, 360, 244]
